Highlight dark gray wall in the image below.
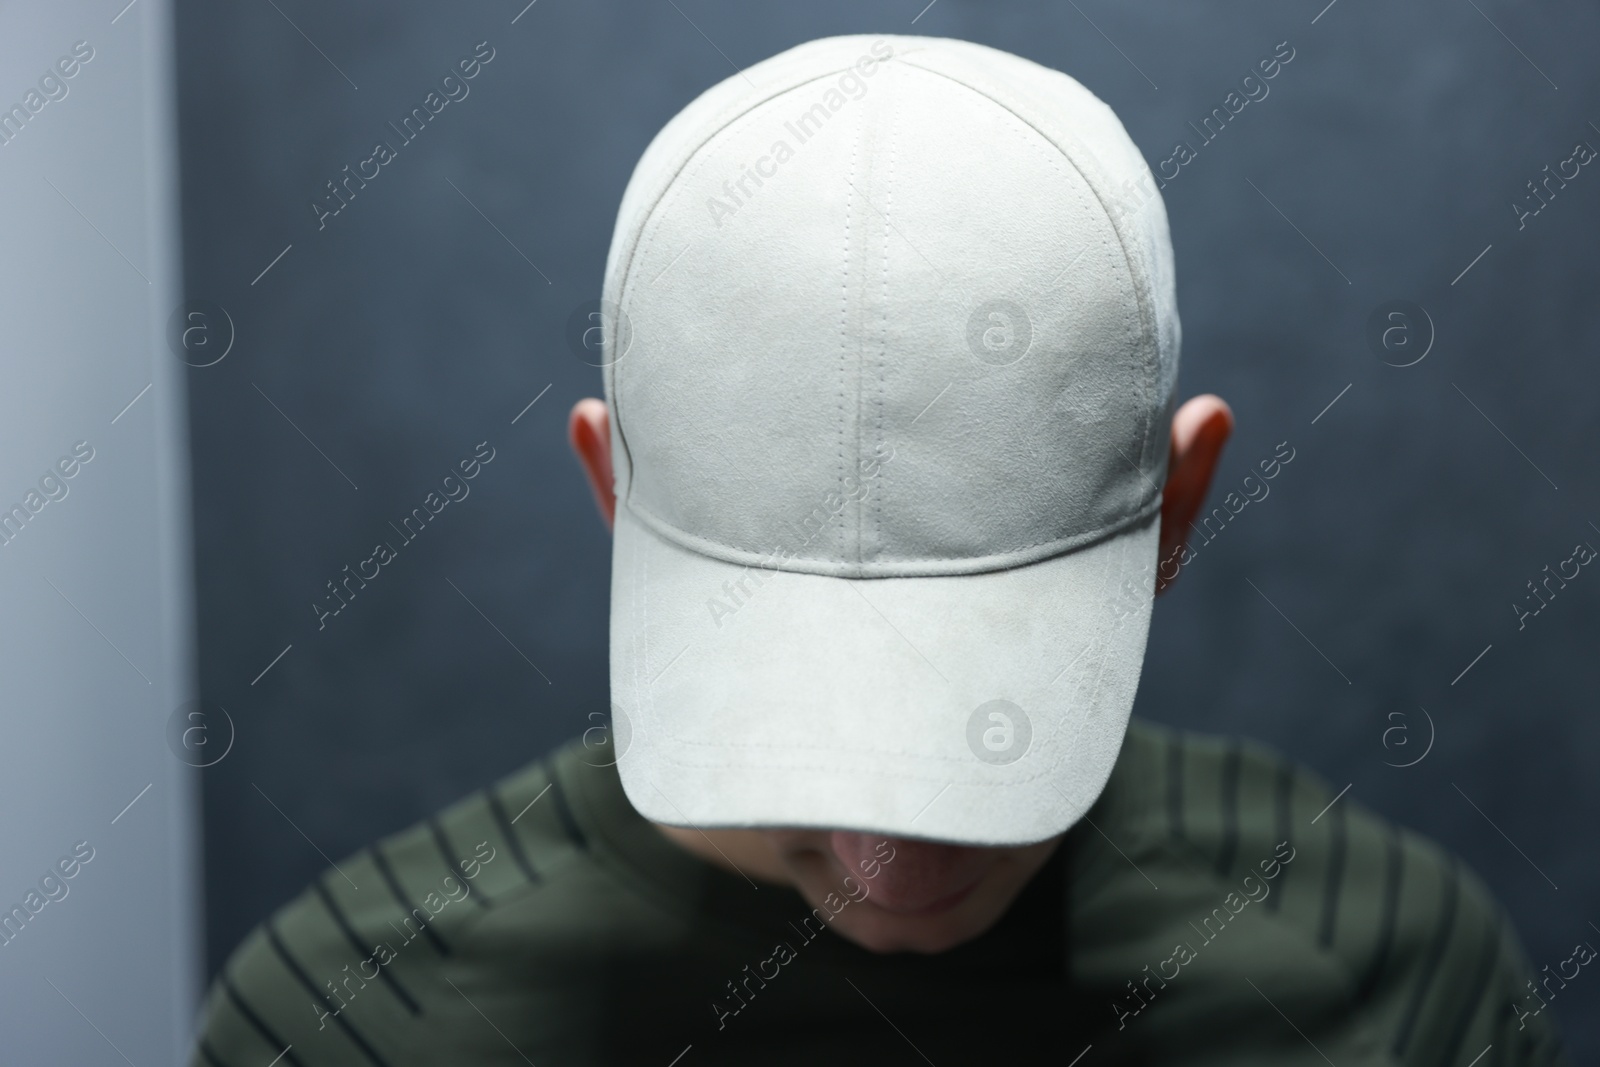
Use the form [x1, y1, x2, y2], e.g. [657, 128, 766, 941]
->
[175, 0, 1600, 1056]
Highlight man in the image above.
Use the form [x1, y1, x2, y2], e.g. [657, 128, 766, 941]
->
[192, 35, 1567, 1065]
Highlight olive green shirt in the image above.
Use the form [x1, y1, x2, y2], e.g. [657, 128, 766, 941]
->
[191, 719, 1568, 1065]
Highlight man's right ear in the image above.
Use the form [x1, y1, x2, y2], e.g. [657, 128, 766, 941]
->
[568, 398, 615, 531]
[1156, 395, 1233, 594]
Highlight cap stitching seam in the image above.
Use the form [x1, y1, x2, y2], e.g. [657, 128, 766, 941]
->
[839, 122, 856, 565]
[877, 87, 895, 565]
[620, 491, 1159, 575]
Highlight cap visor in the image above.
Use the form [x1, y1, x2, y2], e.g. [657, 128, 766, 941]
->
[610, 504, 1159, 847]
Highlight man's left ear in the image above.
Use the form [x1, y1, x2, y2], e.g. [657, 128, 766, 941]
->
[1156, 395, 1234, 594]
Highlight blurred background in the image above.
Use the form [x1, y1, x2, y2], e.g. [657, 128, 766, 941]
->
[0, 1, 196, 1062]
[5, 0, 1597, 1061]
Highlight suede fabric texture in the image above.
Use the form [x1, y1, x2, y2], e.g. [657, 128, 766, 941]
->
[599, 35, 1181, 845]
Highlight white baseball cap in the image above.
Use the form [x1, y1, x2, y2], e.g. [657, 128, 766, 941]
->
[598, 34, 1180, 846]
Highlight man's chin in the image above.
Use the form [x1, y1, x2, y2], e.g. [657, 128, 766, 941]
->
[830, 890, 1008, 955]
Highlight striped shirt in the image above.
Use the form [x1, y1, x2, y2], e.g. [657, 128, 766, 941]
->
[190, 719, 1569, 1066]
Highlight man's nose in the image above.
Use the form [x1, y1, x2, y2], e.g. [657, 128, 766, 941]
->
[828, 832, 988, 914]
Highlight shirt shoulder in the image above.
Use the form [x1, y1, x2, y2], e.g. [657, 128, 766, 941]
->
[189, 741, 600, 1067]
[1070, 719, 1570, 1065]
